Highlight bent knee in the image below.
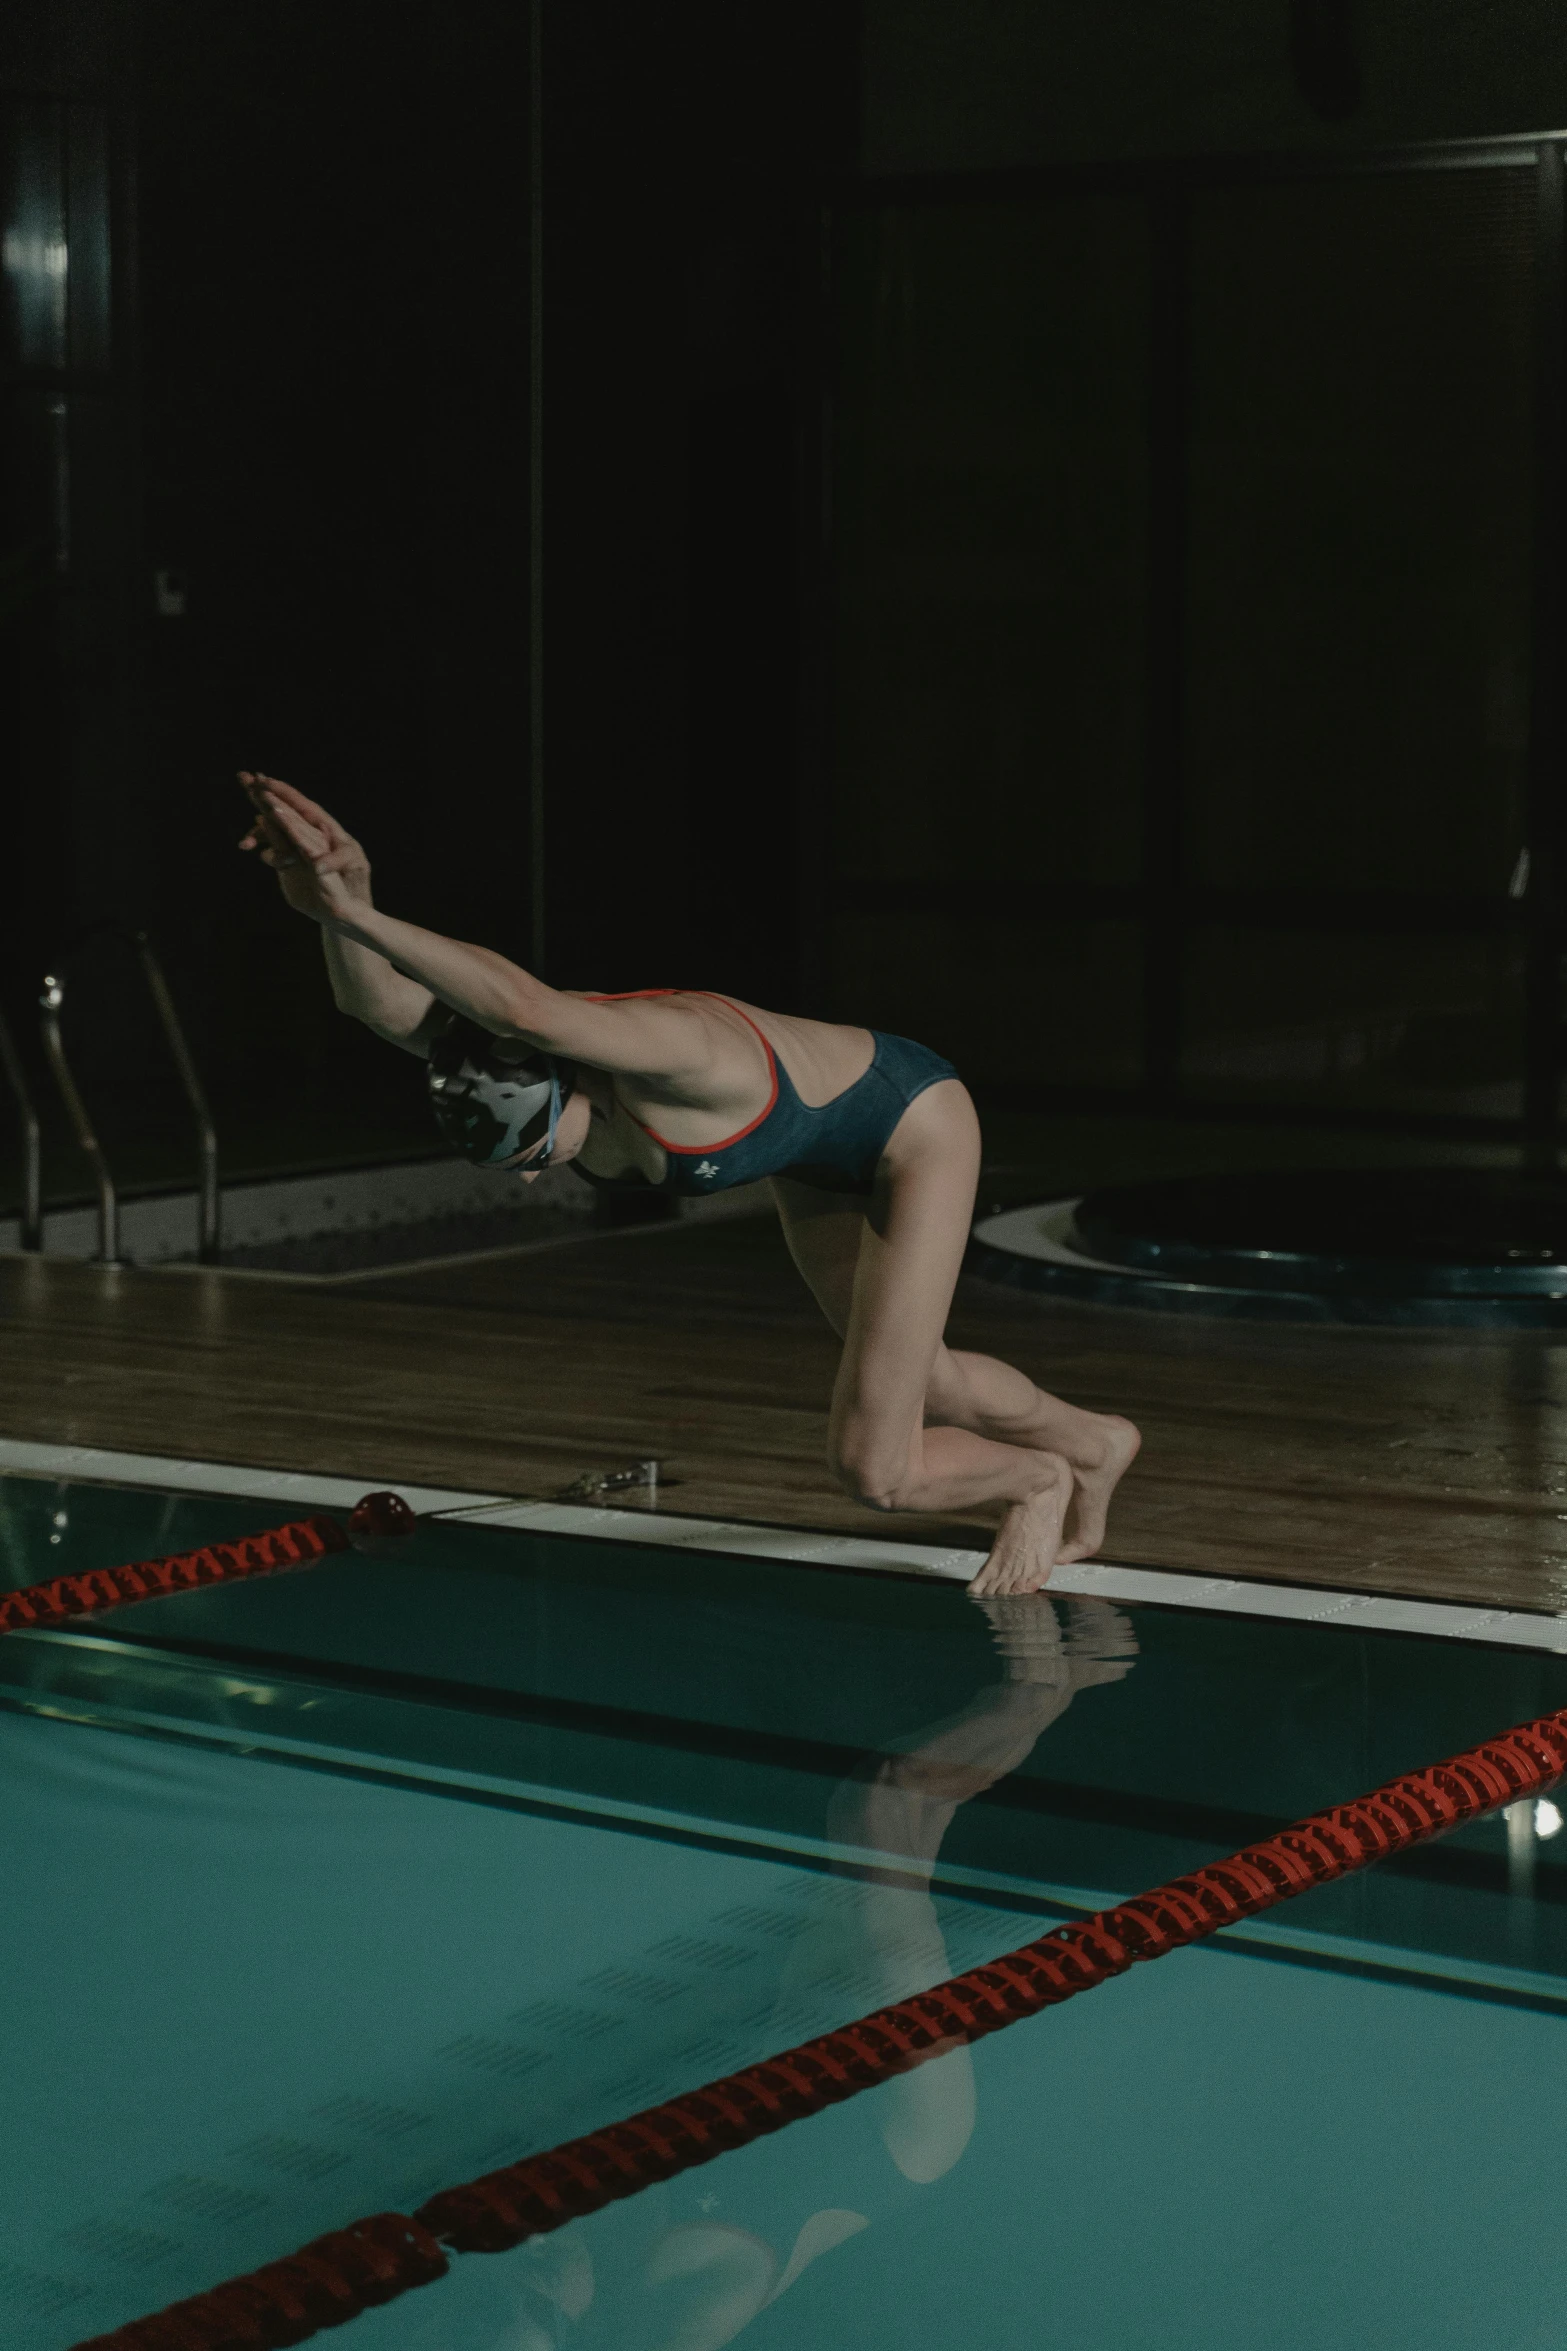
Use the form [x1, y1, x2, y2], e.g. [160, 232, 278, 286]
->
[920, 1346, 970, 1428]
[828, 1437, 915, 1514]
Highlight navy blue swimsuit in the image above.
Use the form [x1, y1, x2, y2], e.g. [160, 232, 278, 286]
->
[576, 994, 961, 1198]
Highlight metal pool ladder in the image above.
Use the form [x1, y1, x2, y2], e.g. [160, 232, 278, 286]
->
[0, 1009, 43, 1250]
[39, 927, 220, 1266]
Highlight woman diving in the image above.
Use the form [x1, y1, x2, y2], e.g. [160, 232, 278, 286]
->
[238, 771, 1139, 1596]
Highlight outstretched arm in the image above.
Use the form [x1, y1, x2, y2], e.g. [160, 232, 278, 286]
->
[239, 773, 441, 1054]
[239, 774, 716, 1082]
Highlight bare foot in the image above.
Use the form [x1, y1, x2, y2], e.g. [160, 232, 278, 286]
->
[1056, 1414, 1141, 1564]
[967, 1460, 1072, 1597]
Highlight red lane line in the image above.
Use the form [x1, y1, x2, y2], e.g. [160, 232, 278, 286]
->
[0, 1516, 350, 1635]
[73, 1702, 1567, 2351]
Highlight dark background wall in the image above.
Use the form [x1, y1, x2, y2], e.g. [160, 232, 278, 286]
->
[3, 0, 1566, 1198]
[538, 2, 854, 1003]
[827, 8, 1567, 1148]
[132, 0, 532, 1112]
[864, 0, 1567, 172]
[0, 0, 854, 1186]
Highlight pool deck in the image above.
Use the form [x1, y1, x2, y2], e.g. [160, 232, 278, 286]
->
[5, 1213, 1567, 1616]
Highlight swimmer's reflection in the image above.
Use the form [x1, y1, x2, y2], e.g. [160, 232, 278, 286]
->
[499, 1594, 1137, 2351]
[799, 1592, 1137, 2188]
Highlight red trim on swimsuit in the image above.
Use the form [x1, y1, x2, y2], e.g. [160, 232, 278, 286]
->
[581, 990, 781, 1154]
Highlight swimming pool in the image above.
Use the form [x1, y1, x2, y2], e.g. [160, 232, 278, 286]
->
[2, 1460, 1563, 2349]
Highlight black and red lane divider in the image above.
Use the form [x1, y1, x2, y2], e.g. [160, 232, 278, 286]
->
[0, 1490, 416, 1639]
[73, 1700, 1567, 2351]
[0, 1519, 348, 1634]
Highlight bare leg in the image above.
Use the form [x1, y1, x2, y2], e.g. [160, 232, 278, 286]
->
[924, 1346, 1140, 1568]
[772, 1088, 1140, 1595]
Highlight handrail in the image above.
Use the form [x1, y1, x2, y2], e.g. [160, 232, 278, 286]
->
[0, 1010, 43, 1250]
[133, 932, 220, 1260]
[40, 974, 121, 1265]
[38, 926, 221, 1266]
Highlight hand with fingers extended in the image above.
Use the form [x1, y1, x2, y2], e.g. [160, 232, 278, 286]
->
[237, 771, 373, 926]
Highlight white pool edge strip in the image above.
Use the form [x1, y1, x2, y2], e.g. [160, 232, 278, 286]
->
[0, 1437, 500, 1518]
[1, 1433, 1564, 1653]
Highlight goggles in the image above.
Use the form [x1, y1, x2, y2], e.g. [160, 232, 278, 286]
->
[427, 1015, 569, 1169]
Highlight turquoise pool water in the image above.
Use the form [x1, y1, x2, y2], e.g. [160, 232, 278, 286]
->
[1, 1474, 1563, 2349]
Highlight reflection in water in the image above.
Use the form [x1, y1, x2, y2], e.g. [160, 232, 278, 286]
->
[813, 1593, 1137, 2191]
[422, 1595, 1138, 2351]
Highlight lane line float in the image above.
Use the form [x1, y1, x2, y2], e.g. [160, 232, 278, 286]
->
[73, 1700, 1567, 2348]
[0, 1490, 414, 1637]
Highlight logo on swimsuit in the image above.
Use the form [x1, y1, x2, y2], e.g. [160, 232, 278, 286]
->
[695, 1160, 721, 1179]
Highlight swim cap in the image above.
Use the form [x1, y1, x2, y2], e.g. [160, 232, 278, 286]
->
[427, 1014, 569, 1168]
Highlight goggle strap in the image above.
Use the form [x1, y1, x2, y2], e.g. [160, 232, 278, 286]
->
[535, 1063, 564, 1166]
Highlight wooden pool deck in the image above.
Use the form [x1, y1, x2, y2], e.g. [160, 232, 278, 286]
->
[4, 1212, 1567, 1616]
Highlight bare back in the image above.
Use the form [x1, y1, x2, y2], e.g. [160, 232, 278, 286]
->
[595, 993, 875, 1151]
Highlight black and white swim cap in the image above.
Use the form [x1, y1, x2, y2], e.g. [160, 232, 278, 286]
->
[427, 1014, 569, 1168]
